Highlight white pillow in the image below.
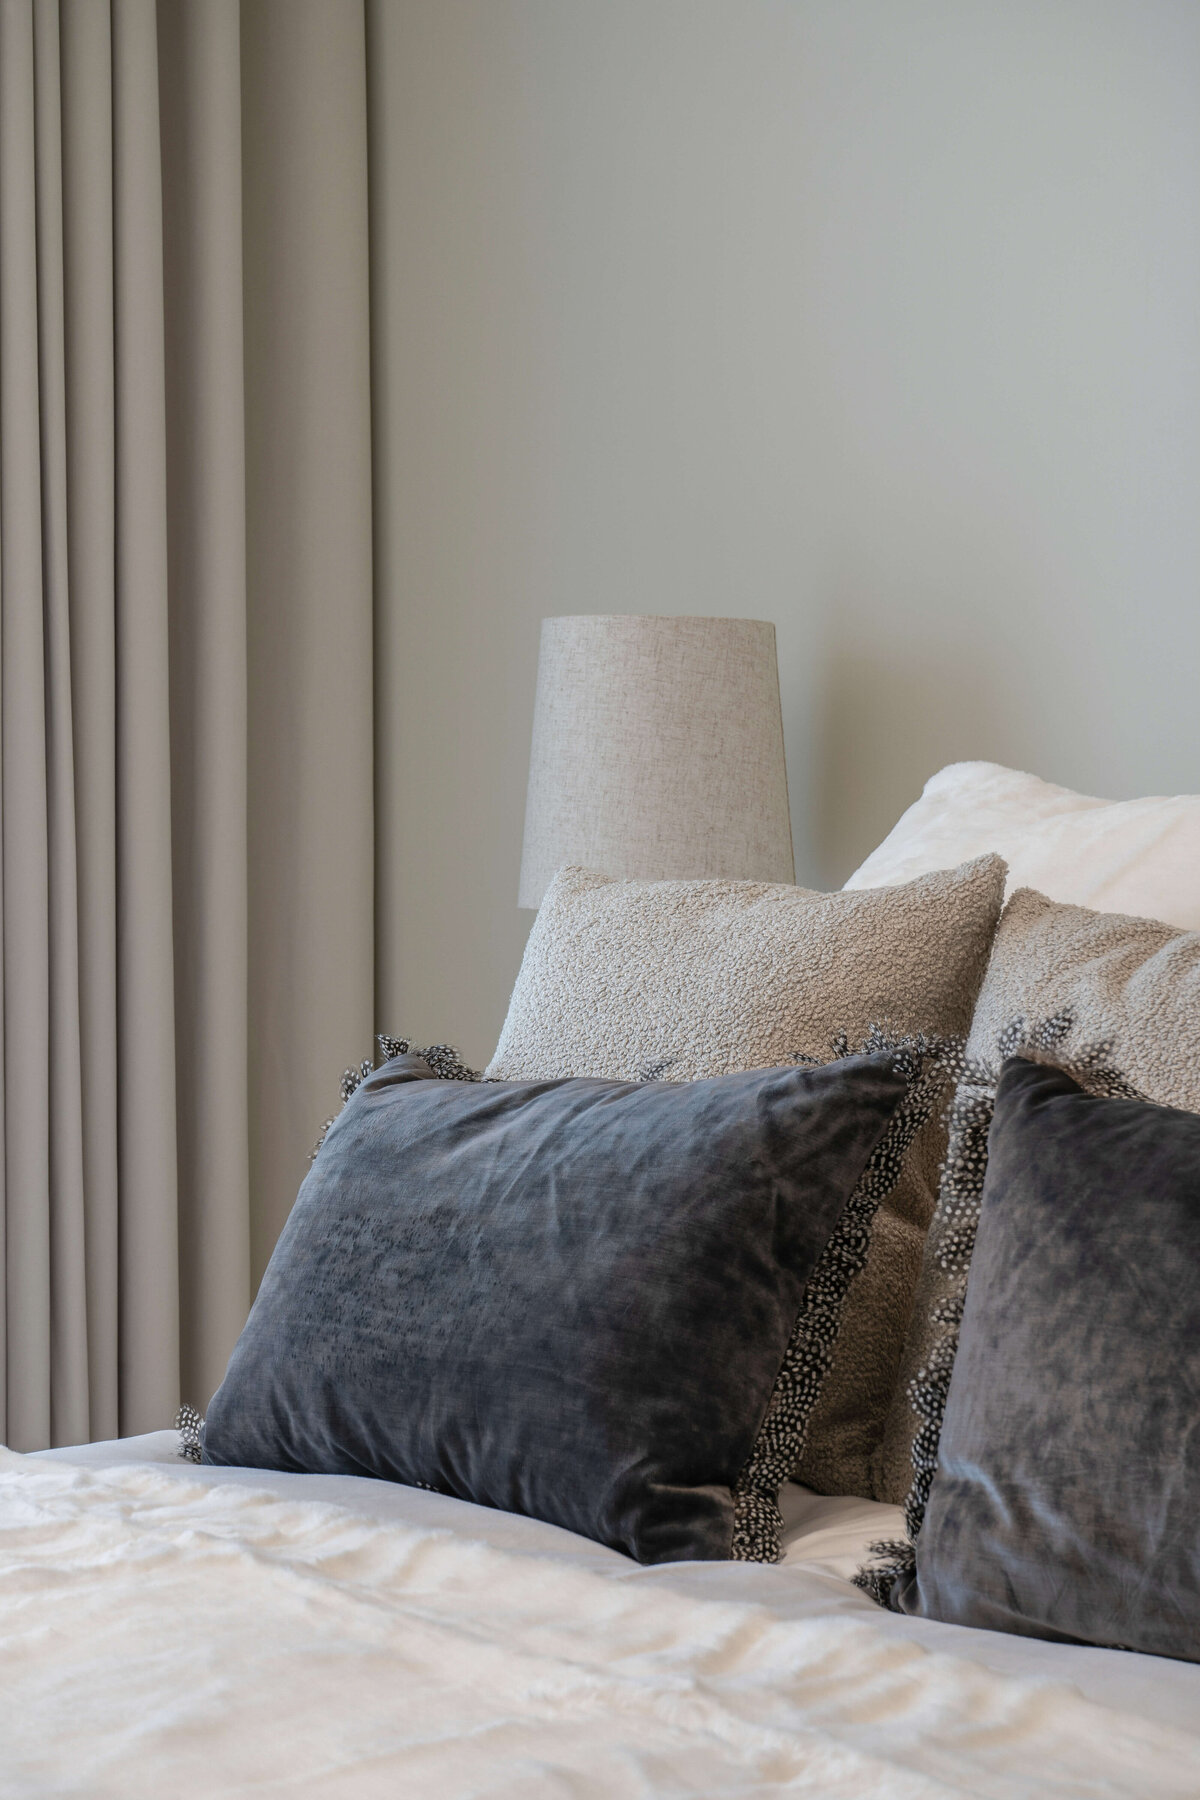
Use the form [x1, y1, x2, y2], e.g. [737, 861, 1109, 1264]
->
[845, 761, 1200, 933]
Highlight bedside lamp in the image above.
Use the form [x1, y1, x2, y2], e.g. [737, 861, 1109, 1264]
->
[518, 615, 794, 909]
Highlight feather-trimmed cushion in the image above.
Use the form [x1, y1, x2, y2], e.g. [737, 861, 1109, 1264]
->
[202, 1052, 906, 1564]
[876, 1057, 1200, 1663]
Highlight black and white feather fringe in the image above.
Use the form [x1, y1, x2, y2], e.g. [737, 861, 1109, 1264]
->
[730, 1027, 964, 1562]
[176, 1404, 204, 1464]
[311, 1033, 484, 1159]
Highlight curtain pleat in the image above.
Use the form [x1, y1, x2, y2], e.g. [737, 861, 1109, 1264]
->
[34, 0, 90, 1451]
[61, 0, 120, 1445]
[111, 0, 182, 1437]
[1, 0, 53, 1451]
[158, 0, 250, 1417]
[0, 0, 376, 1449]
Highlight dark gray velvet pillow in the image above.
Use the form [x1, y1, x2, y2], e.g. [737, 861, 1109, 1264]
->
[203, 1052, 906, 1564]
[889, 1056, 1200, 1662]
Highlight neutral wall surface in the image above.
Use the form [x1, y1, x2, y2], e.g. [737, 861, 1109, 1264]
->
[244, 0, 376, 1279]
[371, 0, 1200, 1068]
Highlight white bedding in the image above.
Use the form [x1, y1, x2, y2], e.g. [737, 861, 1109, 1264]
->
[3, 1436, 1196, 1796]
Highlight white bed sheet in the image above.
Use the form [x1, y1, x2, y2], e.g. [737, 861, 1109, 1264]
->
[7, 1433, 1198, 1796]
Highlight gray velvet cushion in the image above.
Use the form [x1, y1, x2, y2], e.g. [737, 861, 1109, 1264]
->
[892, 1056, 1200, 1663]
[203, 1051, 906, 1565]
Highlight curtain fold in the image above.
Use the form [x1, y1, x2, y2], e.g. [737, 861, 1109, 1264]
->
[159, 0, 250, 1433]
[61, 0, 120, 1446]
[1, 0, 53, 1452]
[112, 0, 182, 1440]
[0, 0, 376, 1450]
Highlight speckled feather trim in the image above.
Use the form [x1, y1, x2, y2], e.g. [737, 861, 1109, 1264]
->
[176, 1404, 204, 1463]
[731, 1029, 965, 1563]
[853, 1012, 1146, 1605]
[311, 1033, 484, 1159]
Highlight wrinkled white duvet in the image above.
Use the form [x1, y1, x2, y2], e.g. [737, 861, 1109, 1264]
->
[3, 1440, 1198, 1798]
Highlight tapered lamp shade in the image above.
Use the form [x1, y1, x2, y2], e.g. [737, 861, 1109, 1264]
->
[518, 615, 795, 909]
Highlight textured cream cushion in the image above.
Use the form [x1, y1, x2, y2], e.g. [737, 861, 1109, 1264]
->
[845, 761, 1200, 933]
[878, 886, 1200, 1508]
[488, 858, 1006, 1502]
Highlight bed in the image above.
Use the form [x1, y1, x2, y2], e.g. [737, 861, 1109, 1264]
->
[8, 763, 1200, 1798]
[5, 1432, 1197, 1797]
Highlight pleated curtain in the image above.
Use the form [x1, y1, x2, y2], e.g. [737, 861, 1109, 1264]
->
[0, 0, 376, 1450]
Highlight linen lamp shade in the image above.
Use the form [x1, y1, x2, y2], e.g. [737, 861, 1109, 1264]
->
[518, 615, 795, 909]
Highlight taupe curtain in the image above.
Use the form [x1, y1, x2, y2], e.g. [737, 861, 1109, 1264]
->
[0, 0, 375, 1450]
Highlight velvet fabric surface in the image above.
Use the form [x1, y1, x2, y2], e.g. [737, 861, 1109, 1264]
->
[894, 1057, 1200, 1662]
[204, 1052, 905, 1564]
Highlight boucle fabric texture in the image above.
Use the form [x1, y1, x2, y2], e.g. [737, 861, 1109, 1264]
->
[486, 857, 1007, 1503]
[203, 1051, 906, 1565]
[872, 886, 1200, 1531]
[886, 1057, 1200, 1662]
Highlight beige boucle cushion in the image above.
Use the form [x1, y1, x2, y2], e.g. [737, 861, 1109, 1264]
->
[487, 857, 1006, 1502]
[877, 886, 1200, 1510]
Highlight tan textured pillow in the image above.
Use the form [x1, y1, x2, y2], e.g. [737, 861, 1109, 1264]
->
[877, 887, 1200, 1511]
[488, 857, 1006, 1501]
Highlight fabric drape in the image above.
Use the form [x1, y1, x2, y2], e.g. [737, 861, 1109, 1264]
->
[0, 0, 375, 1450]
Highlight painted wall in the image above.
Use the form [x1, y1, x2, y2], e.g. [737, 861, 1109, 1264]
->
[370, 0, 1200, 1066]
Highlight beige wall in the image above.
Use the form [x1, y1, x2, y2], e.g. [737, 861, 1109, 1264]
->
[370, 0, 1200, 1068]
